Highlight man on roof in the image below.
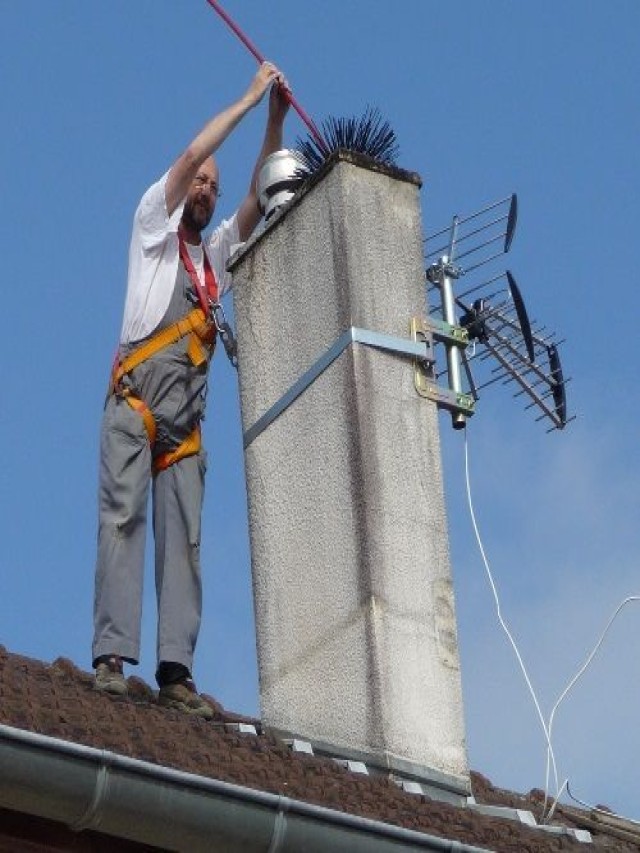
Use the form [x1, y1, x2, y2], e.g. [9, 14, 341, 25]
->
[92, 61, 289, 718]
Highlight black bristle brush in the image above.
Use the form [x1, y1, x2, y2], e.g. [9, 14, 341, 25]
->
[294, 107, 400, 178]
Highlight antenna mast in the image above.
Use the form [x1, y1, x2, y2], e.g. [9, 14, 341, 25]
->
[419, 194, 571, 431]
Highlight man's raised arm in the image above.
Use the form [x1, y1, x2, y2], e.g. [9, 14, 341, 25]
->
[237, 76, 291, 241]
[165, 61, 282, 217]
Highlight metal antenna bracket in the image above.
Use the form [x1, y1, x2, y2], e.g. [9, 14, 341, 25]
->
[410, 318, 475, 422]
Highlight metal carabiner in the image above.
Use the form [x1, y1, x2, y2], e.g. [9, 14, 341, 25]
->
[211, 301, 238, 368]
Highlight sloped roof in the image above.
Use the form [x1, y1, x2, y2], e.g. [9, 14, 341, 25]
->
[0, 646, 637, 852]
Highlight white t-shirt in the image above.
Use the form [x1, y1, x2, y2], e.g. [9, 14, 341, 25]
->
[120, 170, 240, 344]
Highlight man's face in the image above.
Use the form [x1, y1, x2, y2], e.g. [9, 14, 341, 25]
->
[182, 158, 220, 234]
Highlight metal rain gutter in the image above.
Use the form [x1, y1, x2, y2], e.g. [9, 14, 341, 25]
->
[0, 724, 493, 853]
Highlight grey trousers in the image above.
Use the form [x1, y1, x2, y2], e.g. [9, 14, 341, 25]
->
[92, 394, 206, 672]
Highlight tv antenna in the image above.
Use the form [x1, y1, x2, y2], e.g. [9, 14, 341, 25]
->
[413, 194, 572, 431]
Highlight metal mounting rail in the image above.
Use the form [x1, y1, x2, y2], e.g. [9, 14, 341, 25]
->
[243, 326, 432, 449]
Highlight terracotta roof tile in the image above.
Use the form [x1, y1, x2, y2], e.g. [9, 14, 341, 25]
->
[0, 646, 638, 852]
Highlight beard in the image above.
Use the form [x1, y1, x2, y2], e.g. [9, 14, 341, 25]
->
[182, 196, 214, 233]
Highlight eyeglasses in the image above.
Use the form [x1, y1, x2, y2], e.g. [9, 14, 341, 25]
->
[193, 174, 222, 198]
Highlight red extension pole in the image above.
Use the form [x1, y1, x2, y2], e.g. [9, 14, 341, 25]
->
[204, 0, 328, 154]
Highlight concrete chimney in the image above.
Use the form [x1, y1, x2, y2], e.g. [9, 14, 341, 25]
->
[229, 152, 469, 799]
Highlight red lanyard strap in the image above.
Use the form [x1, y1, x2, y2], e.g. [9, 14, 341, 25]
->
[177, 228, 219, 316]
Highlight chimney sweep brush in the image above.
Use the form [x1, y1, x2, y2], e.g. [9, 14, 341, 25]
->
[293, 107, 399, 179]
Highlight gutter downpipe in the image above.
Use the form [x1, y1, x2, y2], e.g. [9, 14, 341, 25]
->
[0, 724, 492, 853]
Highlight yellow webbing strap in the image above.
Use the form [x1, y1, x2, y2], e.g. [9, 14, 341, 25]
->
[153, 426, 201, 474]
[112, 308, 213, 389]
[124, 395, 157, 447]
[111, 309, 210, 470]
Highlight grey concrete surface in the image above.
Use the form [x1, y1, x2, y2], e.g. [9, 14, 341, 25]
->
[230, 153, 469, 789]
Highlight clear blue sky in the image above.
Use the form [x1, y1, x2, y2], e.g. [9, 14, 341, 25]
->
[1, 0, 639, 822]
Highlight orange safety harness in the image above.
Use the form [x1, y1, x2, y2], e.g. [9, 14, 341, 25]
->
[111, 228, 219, 474]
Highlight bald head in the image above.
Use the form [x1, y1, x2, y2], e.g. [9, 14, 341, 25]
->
[181, 157, 221, 237]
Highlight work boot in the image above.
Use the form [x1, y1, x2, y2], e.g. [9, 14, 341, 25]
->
[158, 677, 214, 720]
[94, 656, 127, 696]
